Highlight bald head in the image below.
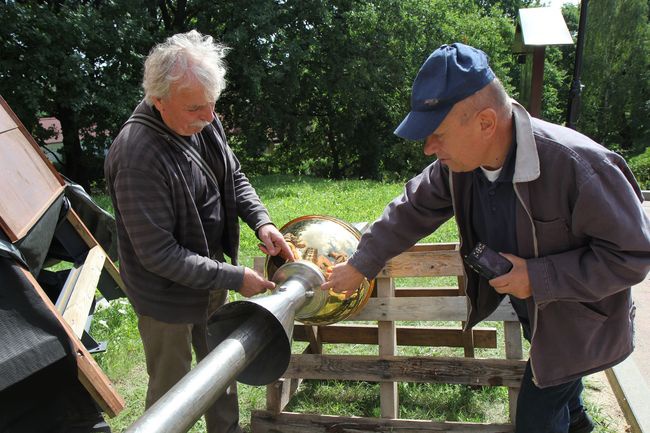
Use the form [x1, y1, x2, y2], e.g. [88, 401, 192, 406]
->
[459, 78, 512, 125]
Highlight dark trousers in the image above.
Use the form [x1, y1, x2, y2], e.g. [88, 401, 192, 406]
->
[137, 290, 242, 433]
[515, 360, 585, 433]
[512, 298, 586, 433]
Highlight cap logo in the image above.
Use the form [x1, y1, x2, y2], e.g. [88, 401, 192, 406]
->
[424, 98, 440, 107]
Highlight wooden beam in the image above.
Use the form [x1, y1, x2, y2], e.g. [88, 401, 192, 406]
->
[457, 274, 474, 358]
[18, 268, 124, 417]
[266, 378, 300, 414]
[284, 354, 526, 387]
[251, 410, 515, 433]
[380, 250, 464, 278]
[605, 357, 650, 433]
[394, 287, 460, 297]
[254, 256, 266, 274]
[405, 242, 459, 252]
[66, 209, 126, 296]
[504, 321, 523, 422]
[0, 97, 65, 241]
[292, 324, 497, 348]
[377, 277, 398, 418]
[267, 343, 314, 413]
[61, 246, 106, 337]
[349, 296, 518, 322]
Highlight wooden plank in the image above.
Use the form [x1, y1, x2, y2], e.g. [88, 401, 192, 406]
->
[18, 267, 124, 417]
[504, 321, 523, 423]
[456, 274, 475, 358]
[266, 378, 300, 414]
[284, 354, 526, 387]
[55, 264, 83, 313]
[380, 249, 464, 278]
[0, 129, 65, 241]
[0, 96, 64, 187]
[254, 256, 266, 274]
[251, 410, 515, 433]
[267, 342, 314, 413]
[0, 102, 17, 133]
[66, 209, 127, 296]
[605, 357, 650, 433]
[0, 97, 65, 241]
[395, 287, 460, 297]
[377, 277, 398, 418]
[406, 242, 459, 252]
[503, 322, 523, 360]
[350, 297, 518, 322]
[61, 246, 106, 337]
[304, 325, 322, 354]
[293, 324, 497, 348]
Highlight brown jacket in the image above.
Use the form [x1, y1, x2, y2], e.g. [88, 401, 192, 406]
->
[349, 101, 650, 387]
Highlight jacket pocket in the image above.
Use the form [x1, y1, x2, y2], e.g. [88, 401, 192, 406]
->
[533, 218, 570, 255]
[564, 301, 608, 323]
[530, 299, 631, 387]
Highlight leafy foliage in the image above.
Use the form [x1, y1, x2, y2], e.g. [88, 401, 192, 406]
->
[1, 0, 647, 187]
[0, 0, 155, 190]
[629, 147, 650, 189]
[577, 0, 650, 154]
[216, 0, 517, 180]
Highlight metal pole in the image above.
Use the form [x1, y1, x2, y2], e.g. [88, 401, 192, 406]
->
[124, 313, 274, 433]
[123, 261, 324, 433]
[567, 0, 589, 129]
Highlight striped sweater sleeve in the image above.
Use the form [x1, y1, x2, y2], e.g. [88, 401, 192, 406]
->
[112, 166, 244, 291]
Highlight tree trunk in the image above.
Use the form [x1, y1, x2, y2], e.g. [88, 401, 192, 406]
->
[56, 105, 91, 191]
[327, 121, 341, 179]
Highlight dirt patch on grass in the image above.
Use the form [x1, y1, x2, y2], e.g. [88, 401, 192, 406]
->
[583, 371, 630, 433]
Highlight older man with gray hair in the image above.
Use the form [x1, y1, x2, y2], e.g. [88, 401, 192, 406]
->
[105, 30, 293, 433]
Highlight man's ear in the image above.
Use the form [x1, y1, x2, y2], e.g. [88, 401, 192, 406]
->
[152, 97, 164, 112]
[477, 108, 498, 137]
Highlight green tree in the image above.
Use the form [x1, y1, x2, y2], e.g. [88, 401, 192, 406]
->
[0, 0, 153, 190]
[578, 0, 650, 155]
[196, 0, 516, 180]
[473, 0, 536, 19]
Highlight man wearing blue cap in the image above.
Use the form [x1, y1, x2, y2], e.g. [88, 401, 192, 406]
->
[322, 43, 650, 433]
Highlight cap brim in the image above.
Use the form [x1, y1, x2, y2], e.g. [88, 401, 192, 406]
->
[393, 107, 453, 141]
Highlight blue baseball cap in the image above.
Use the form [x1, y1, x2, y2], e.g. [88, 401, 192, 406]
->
[394, 43, 495, 141]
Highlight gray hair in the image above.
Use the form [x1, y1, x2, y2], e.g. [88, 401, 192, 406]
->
[143, 30, 230, 105]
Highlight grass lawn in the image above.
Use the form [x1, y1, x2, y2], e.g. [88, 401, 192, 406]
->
[90, 174, 621, 432]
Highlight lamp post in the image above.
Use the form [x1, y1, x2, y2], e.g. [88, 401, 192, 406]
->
[566, 0, 589, 129]
[513, 7, 574, 118]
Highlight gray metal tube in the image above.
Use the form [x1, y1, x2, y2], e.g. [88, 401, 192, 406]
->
[124, 313, 274, 433]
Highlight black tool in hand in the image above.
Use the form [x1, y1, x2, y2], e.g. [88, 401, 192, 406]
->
[463, 242, 513, 280]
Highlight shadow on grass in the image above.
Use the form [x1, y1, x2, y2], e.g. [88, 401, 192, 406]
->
[285, 379, 509, 423]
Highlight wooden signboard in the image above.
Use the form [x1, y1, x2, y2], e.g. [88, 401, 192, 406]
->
[0, 95, 65, 242]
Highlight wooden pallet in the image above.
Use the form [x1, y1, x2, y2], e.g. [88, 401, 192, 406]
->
[252, 242, 525, 432]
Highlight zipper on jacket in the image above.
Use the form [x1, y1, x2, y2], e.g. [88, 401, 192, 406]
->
[513, 183, 541, 385]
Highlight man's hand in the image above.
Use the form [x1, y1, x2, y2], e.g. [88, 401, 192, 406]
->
[320, 262, 365, 297]
[257, 224, 295, 261]
[489, 253, 532, 299]
[239, 267, 275, 298]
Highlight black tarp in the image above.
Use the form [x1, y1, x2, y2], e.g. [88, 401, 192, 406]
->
[0, 182, 118, 432]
